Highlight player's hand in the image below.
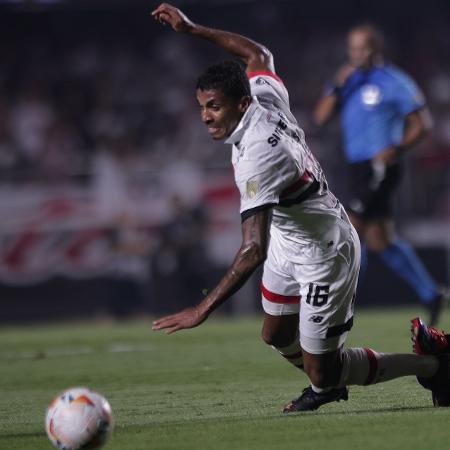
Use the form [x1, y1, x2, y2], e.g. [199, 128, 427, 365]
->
[151, 3, 195, 33]
[152, 305, 208, 334]
[334, 64, 356, 87]
[372, 146, 402, 165]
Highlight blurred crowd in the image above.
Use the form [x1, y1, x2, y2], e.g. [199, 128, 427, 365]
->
[0, 3, 449, 216]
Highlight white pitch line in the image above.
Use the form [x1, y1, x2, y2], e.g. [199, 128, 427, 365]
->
[0, 343, 153, 361]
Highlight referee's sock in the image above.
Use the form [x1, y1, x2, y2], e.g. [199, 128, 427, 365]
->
[378, 238, 438, 303]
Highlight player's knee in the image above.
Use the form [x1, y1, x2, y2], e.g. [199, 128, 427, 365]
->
[261, 328, 295, 348]
[261, 328, 281, 346]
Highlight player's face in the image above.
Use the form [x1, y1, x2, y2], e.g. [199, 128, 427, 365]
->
[347, 30, 375, 69]
[196, 88, 249, 140]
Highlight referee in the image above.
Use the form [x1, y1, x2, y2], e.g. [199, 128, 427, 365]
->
[314, 24, 447, 325]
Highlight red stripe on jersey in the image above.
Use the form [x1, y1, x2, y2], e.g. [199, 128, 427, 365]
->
[363, 348, 378, 385]
[247, 71, 283, 84]
[261, 282, 300, 304]
[280, 171, 312, 199]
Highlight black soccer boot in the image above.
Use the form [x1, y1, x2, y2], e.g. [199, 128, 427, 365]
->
[282, 385, 349, 413]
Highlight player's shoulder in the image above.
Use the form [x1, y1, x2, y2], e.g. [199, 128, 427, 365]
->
[248, 70, 284, 86]
[378, 63, 419, 89]
[248, 71, 290, 104]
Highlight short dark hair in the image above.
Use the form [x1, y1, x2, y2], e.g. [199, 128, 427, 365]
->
[196, 60, 251, 100]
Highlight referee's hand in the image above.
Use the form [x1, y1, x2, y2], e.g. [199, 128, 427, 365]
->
[333, 64, 355, 87]
[372, 146, 401, 166]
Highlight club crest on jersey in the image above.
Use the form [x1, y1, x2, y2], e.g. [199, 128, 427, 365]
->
[246, 180, 259, 199]
[361, 84, 382, 106]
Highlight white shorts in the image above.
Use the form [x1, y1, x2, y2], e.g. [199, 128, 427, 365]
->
[261, 226, 360, 354]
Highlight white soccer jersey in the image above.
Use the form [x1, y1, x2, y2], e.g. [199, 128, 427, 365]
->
[225, 71, 350, 264]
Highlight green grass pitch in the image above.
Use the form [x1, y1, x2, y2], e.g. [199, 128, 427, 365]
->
[1, 307, 450, 450]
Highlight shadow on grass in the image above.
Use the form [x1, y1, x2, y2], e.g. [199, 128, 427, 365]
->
[121, 404, 437, 429]
[282, 404, 436, 417]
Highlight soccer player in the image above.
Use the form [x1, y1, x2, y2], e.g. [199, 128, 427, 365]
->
[314, 24, 448, 326]
[151, 4, 450, 411]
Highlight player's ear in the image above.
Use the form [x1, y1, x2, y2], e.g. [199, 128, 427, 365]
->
[238, 95, 251, 113]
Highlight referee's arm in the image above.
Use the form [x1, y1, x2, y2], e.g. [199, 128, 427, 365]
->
[313, 64, 355, 126]
[313, 93, 339, 126]
[400, 107, 433, 150]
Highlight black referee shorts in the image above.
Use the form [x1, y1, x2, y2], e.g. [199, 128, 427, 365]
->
[345, 159, 403, 221]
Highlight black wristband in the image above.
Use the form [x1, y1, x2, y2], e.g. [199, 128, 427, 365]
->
[323, 82, 341, 96]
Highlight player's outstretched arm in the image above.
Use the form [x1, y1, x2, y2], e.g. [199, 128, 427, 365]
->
[151, 3, 274, 74]
[152, 210, 271, 334]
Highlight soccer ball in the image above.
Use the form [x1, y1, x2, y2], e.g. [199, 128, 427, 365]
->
[45, 387, 114, 449]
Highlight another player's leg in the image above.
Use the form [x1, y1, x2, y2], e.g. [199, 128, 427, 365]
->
[368, 221, 445, 325]
[347, 161, 446, 325]
[411, 316, 450, 355]
[410, 317, 450, 405]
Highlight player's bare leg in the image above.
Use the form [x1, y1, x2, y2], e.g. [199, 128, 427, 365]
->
[262, 313, 304, 370]
[284, 345, 441, 413]
[283, 348, 348, 412]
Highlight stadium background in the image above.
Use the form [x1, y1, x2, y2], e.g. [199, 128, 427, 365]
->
[0, 0, 449, 323]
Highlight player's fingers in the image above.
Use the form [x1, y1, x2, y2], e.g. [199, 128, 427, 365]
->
[152, 318, 175, 329]
[152, 316, 166, 326]
[158, 13, 170, 24]
[151, 3, 176, 17]
[166, 323, 183, 334]
[165, 327, 177, 334]
[151, 5, 171, 22]
[150, 4, 165, 16]
[152, 316, 176, 330]
[153, 310, 187, 329]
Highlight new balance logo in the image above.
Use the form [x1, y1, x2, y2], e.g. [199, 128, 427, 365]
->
[309, 315, 324, 323]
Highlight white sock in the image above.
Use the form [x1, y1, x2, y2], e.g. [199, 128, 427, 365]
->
[311, 384, 332, 394]
[338, 348, 439, 387]
[272, 335, 303, 370]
